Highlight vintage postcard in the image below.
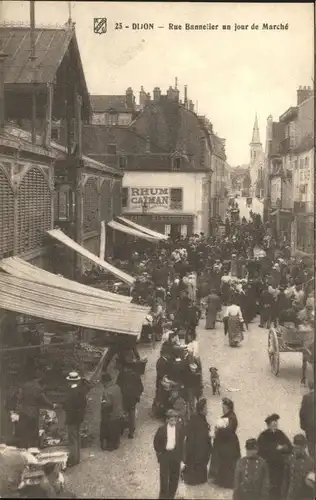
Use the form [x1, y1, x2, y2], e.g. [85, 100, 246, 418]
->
[0, 1, 314, 499]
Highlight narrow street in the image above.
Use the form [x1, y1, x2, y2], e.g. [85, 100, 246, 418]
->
[65, 318, 307, 499]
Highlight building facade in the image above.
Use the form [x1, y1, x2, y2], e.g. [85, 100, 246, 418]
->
[90, 89, 137, 126]
[2, 24, 123, 276]
[122, 168, 209, 237]
[84, 83, 222, 237]
[264, 86, 314, 252]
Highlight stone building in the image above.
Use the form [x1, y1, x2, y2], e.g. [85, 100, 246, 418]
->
[119, 84, 214, 237]
[264, 86, 314, 252]
[90, 89, 137, 126]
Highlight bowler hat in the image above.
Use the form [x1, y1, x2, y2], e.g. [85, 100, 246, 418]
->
[265, 413, 280, 425]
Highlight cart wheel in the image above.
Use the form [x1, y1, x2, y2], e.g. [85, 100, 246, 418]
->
[268, 328, 280, 376]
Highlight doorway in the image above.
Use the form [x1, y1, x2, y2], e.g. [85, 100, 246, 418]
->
[170, 224, 181, 240]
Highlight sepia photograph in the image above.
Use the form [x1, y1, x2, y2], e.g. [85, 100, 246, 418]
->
[0, 1, 314, 498]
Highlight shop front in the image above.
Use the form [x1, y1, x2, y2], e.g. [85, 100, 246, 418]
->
[125, 213, 195, 239]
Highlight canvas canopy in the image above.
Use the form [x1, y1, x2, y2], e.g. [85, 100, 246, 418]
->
[107, 220, 159, 242]
[0, 274, 147, 336]
[117, 216, 168, 241]
[0, 257, 133, 304]
[47, 229, 134, 285]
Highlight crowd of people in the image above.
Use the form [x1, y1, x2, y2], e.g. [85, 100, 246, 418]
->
[1, 211, 314, 499]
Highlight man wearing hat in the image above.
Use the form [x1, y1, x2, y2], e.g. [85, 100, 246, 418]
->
[233, 438, 269, 500]
[281, 434, 314, 500]
[153, 409, 186, 499]
[62, 372, 87, 467]
[299, 379, 315, 458]
[257, 414, 292, 500]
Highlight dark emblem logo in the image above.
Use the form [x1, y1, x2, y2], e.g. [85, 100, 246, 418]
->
[94, 18, 107, 35]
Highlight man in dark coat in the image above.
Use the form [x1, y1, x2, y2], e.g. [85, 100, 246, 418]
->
[62, 372, 87, 467]
[257, 414, 292, 500]
[205, 289, 221, 330]
[281, 434, 314, 500]
[116, 360, 144, 439]
[233, 438, 269, 500]
[299, 380, 315, 458]
[14, 365, 56, 449]
[153, 409, 186, 499]
[100, 373, 124, 451]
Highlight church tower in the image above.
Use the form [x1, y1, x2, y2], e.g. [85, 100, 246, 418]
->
[249, 114, 263, 197]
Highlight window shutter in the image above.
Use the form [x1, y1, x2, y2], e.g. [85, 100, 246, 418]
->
[17, 168, 52, 254]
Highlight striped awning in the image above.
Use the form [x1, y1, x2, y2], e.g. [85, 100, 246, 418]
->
[0, 274, 147, 336]
[47, 229, 134, 285]
[107, 220, 158, 242]
[0, 257, 133, 304]
[117, 216, 168, 241]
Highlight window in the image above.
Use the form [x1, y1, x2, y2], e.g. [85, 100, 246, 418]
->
[119, 156, 127, 169]
[299, 158, 304, 169]
[170, 188, 183, 210]
[91, 113, 106, 125]
[106, 114, 118, 126]
[54, 190, 70, 221]
[121, 187, 128, 208]
[51, 127, 59, 142]
[107, 144, 117, 154]
[304, 157, 309, 169]
[172, 157, 181, 171]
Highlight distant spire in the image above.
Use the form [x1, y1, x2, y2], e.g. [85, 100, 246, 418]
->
[67, 1, 72, 25]
[175, 77, 178, 89]
[251, 113, 261, 144]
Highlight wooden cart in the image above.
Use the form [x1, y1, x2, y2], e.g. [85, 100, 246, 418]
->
[268, 323, 314, 376]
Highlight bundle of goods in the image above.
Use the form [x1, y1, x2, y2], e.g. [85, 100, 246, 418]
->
[79, 342, 104, 370]
[39, 410, 63, 448]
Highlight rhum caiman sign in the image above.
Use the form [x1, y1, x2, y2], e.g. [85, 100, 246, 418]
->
[130, 187, 169, 210]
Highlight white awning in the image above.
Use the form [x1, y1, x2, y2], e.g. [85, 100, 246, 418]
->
[0, 274, 147, 336]
[47, 229, 134, 286]
[0, 257, 133, 304]
[117, 216, 168, 241]
[107, 220, 158, 242]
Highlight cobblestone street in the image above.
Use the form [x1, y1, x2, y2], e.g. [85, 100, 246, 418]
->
[65, 318, 308, 499]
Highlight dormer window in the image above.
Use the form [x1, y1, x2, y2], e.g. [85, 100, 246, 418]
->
[173, 157, 181, 171]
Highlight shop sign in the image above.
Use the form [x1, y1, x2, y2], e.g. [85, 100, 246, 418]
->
[129, 187, 170, 210]
[270, 177, 281, 207]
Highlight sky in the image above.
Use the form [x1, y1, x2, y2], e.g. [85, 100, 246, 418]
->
[2, 1, 314, 165]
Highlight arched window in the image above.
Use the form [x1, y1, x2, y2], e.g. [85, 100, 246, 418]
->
[0, 167, 14, 258]
[17, 168, 52, 254]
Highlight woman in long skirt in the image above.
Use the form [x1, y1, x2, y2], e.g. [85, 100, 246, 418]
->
[209, 397, 241, 488]
[224, 296, 245, 347]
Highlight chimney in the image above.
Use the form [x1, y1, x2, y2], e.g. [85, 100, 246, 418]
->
[153, 87, 161, 102]
[188, 100, 194, 112]
[166, 86, 173, 100]
[184, 85, 188, 108]
[146, 92, 151, 104]
[139, 86, 147, 108]
[0, 43, 7, 131]
[126, 87, 134, 108]
[297, 85, 313, 105]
